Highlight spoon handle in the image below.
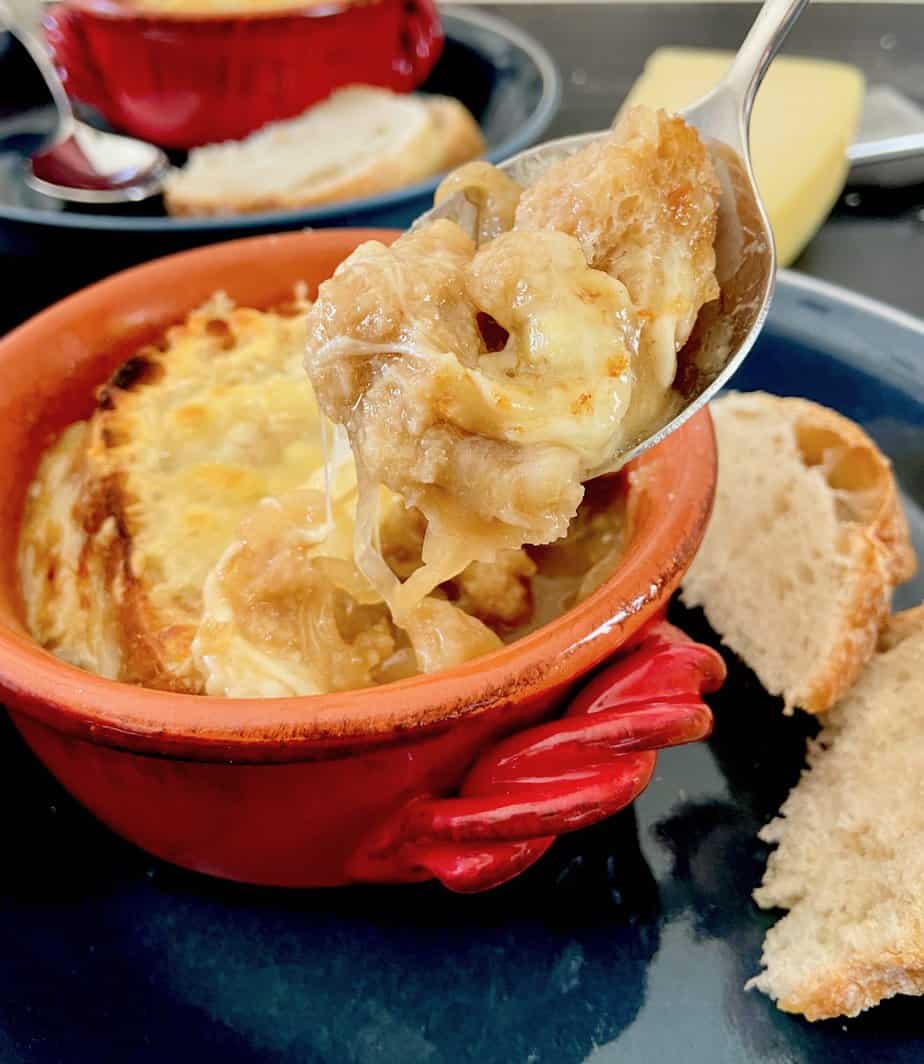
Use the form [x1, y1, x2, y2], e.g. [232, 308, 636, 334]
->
[684, 0, 810, 152]
[0, 3, 74, 155]
[722, 0, 812, 124]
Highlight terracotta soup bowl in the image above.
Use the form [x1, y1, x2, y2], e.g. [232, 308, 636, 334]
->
[0, 229, 723, 891]
[45, 0, 444, 148]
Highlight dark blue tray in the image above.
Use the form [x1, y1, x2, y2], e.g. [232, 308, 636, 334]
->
[1, 271, 922, 1062]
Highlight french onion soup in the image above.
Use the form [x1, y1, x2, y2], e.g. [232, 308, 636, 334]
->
[19, 105, 719, 697]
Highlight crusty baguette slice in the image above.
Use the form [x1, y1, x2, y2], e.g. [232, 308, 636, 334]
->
[749, 605, 924, 1020]
[681, 391, 916, 713]
[164, 86, 484, 217]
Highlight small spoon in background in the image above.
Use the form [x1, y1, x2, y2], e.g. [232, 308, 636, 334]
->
[0, 13, 169, 204]
[421, 0, 810, 475]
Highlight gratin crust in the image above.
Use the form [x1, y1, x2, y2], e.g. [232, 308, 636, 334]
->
[18, 295, 315, 691]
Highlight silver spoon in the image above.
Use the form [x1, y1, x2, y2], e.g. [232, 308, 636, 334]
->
[0, 14, 169, 204]
[420, 0, 809, 475]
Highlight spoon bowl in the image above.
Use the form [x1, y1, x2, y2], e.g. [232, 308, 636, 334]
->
[418, 0, 808, 473]
[0, 15, 169, 204]
[27, 120, 170, 203]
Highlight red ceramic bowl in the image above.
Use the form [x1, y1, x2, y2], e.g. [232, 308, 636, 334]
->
[0, 230, 724, 891]
[44, 0, 444, 148]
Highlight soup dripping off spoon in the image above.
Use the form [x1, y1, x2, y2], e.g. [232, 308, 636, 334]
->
[420, 0, 810, 476]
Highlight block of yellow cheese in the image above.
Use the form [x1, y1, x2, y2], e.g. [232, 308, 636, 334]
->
[621, 49, 865, 266]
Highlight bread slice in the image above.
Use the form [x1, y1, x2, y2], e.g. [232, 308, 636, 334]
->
[681, 392, 916, 713]
[164, 86, 485, 217]
[749, 605, 924, 1020]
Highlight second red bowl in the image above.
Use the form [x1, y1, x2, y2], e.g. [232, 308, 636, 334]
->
[45, 0, 445, 148]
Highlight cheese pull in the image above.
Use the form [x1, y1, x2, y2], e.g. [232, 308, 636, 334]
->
[622, 48, 865, 266]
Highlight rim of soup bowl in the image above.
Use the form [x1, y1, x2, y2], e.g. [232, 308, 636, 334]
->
[48, 0, 375, 22]
[0, 229, 717, 763]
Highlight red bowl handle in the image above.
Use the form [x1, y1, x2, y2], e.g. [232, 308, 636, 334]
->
[348, 620, 726, 892]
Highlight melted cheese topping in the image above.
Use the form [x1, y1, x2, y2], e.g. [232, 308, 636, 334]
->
[112, 300, 320, 622]
[19, 294, 322, 689]
[20, 295, 627, 697]
[191, 443, 505, 697]
[516, 107, 720, 399]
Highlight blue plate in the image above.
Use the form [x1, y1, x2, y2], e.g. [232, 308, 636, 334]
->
[0, 8, 559, 242]
[0, 272, 922, 1062]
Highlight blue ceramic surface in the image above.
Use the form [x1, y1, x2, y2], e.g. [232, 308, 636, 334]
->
[0, 8, 560, 239]
[0, 271, 922, 1062]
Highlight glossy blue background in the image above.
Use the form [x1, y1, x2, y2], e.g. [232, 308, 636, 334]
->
[1, 274, 922, 1062]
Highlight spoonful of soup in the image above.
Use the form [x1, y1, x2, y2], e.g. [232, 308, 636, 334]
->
[303, 0, 808, 621]
[423, 0, 809, 476]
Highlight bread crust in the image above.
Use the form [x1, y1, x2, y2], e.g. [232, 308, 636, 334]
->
[796, 529, 891, 713]
[783, 398, 916, 712]
[426, 97, 490, 173]
[786, 399, 916, 587]
[164, 94, 485, 217]
[75, 465, 200, 691]
[774, 958, 924, 1022]
[878, 601, 924, 650]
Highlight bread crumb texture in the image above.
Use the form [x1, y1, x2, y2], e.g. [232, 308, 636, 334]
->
[749, 605, 924, 1020]
[681, 391, 916, 713]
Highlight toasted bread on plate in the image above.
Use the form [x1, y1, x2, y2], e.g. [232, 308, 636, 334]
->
[681, 391, 916, 714]
[749, 605, 924, 1020]
[164, 86, 485, 217]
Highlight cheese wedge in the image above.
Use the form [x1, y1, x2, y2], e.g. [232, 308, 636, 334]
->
[621, 49, 865, 266]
